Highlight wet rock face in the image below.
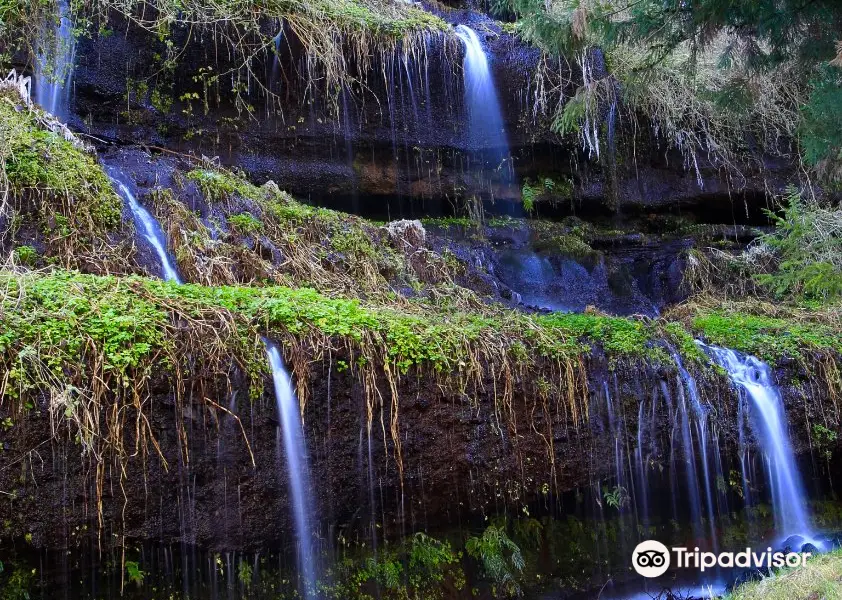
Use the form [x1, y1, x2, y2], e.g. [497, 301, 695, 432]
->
[0, 358, 682, 550]
[1, 351, 835, 553]
[426, 218, 701, 316]
[64, 10, 792, 215]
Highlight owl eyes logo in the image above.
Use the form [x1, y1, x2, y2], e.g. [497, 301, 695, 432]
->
[632, 540, 671, 577]
[636, 549, 667, 567]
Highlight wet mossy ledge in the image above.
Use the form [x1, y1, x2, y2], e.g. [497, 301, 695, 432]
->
[0, 84, 133, 271]
[2, 0, 451, 108]
[1, 270, 840, 405]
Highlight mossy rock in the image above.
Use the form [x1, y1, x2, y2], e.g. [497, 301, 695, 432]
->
[0, 89, 131, 271]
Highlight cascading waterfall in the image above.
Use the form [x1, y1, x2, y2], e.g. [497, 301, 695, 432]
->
[107, 172, 182, 283]
[674, 352, 720, 550]
[35, 0, 76, 120]
[705, 345, 812, 538]
[265, 341, 318, 599]
[454, 25, 511, 178]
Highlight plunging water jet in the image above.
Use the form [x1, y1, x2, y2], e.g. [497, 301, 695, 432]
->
[265, 340, 319, 599]
[107, 171, 182, 283]
[35, 0, 76, 120]
[455, 24, 512, 182]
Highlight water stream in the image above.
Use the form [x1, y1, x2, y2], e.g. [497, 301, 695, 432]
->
[35, 0, 76, 120]
[705, 344, 813, 539]
[455, 24, 511, 179]
[265, 341, 319, 599]
[107, 171, 183, 283]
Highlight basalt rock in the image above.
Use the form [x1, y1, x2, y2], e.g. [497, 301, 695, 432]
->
[49, 8, 794, 217]
[0, 347, 837, 554]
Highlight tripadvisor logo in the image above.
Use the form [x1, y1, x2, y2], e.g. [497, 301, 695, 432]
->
[632, 540, 671, 577]
[632, 540, 812, 578]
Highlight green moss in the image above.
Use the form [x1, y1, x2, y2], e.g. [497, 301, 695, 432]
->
[187, 168, 264, 203]
[724, 549, 842, 600]
[187, 168, 338, 224]
[227, 212, 263, 235]
[663, 321, 707, 364]
[533, 233, 597, 260]
[537, 312, 665, 359]
[691, 310, 842, 364]
[1, 96, 122, 232]
[0, 272, 170, 393]
[0, 271, 683, 396]
[420, 217, 480, 228]
[317, 0, 447, 36]
[12, 245, 37, 266]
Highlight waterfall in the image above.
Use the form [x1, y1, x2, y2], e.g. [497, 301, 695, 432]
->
[705, 345, 812, 538]
[265, 341, 318, 599]
[108, 172, 182, 283]
[674, 352, 719, 550]
[35, 0, 76, 120]
[455, 25, 511, 173]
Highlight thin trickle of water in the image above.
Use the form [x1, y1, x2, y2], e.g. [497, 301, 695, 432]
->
[265, 341, 318, 599]
[634, 395, 650, 525]
[672, 351, 719, 549]
[35, 0, 76, 120]
[705, 344, 812, 538]
[366, 425, 379, 560]
[108, 173, 182, 283]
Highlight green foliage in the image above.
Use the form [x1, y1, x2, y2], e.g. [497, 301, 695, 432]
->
[602, 485, 630, 510]
[691, 310, 842, 364]
[520, 177, 572, 212]
[724, 549, 842, 600]
[324, 532, 462, 599]
[236, 560, 252, 588]
[187, 169, 263, 203]
[0, 272, 170, 392]
[0, 269, 675, 402]
[0, 97, 122, 232]
[813, 423, 838, 460]
[420, 216, 481, 229]
[125, 561, 145, 587]
[65, 0, 447, 114]
[755, 187, 842, 301]
[533, 233, 596, 261]
[316, 0, 447, 36]
[0, 0, 50, 70]
[537, 312, 663, 359]
[521, 183, 536, 213]
[227, 212, 263, 235]
[0, 563, 34, 600]
[800, 65, 842, 180]
[465, 525, 524, 597]
[12, 246, 37, 266]
[406, 532, 462, 596]
[505, 0, 842, 181]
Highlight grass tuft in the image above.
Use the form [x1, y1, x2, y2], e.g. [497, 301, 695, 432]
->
[725, 549, 842, 600]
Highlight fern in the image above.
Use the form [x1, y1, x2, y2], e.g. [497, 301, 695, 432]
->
[466, 525, 524, 597]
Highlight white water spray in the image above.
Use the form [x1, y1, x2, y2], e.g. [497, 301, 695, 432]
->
[455, 25, 510, 164]
[35, 0, 76, 120]
[265, 341, 318, 598]
[705, 345, 812, 538]
[108, 173, 182, 283]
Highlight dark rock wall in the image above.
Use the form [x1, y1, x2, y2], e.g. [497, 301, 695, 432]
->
[1, 350, 836, 553]
[61, 10, 793, 217]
